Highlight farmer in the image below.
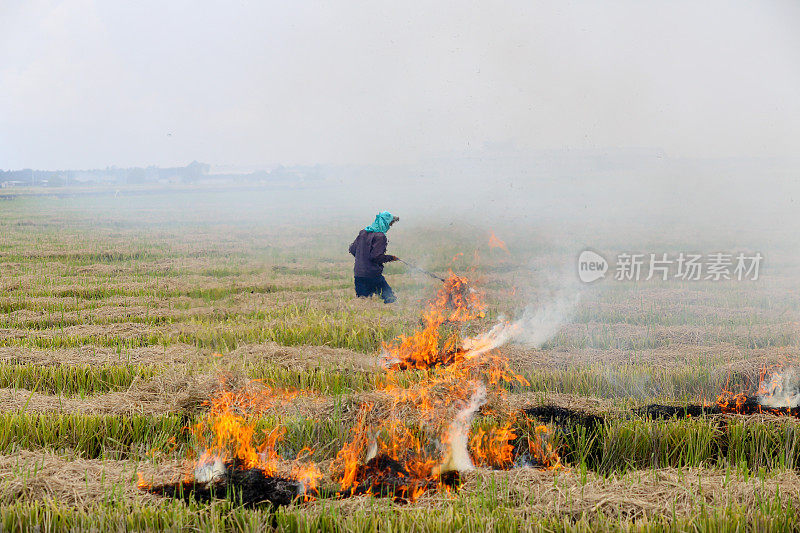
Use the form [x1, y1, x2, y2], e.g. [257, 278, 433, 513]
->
[348, 211, 399, 303]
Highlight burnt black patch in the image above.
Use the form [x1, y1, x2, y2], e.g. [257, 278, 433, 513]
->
[522, 405, 605, 428]
[524, 399, 800, 425]
[336, 454, 460, 502]
[639, 397, 800, 419]
[637, 404, 721, 419]
[144, 460, 304, 508]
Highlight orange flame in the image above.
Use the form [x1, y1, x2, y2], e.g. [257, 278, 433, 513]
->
[330, 268, 542, 498]
[715, 390, 750, 413]
[192, 383, 296, 465]
[469, 423, 517, 469]
[530, 425, 561, 470]
[331, 406, 373, 493]
[382, 273, 485, 370]
[469, 421, 560, 471]
[713, 365, 799, 416]
[136, 472, 150, 490]
[187, 382, 320, 494]
[488, 232, 509, 253]
[144, 269, 561, 503]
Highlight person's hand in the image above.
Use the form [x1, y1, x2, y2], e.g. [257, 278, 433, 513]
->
[386, 255, 399, 262]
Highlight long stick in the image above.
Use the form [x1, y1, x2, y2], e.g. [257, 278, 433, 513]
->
[396, 258, 447, 282]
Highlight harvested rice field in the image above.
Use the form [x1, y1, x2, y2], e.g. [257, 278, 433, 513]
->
[2, 190, 800, 532]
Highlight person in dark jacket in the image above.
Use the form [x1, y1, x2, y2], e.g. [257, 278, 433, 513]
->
[349, 211, 399, 303]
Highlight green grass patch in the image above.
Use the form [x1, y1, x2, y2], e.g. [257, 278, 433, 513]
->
[551, 416, 800, 474]
[0, 363, 161, 395]
[1, 489, 799, 532]
[0, 412, 186, 459]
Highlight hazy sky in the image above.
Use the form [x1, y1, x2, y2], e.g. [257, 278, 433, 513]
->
[1, 0, 799, 170]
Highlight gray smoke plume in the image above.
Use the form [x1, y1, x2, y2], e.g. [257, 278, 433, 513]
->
[758, 369, 800, 408]
[462, 287, 580, 358]
[194, 455, 226, 483]
[436, 383, 487, 474]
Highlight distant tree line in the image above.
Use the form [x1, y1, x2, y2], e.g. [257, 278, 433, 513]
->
[0, 161, 321, 187]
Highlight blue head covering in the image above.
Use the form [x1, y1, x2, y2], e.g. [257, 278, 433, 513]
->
[364, 211, 395, 233]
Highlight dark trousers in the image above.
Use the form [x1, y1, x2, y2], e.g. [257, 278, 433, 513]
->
[354, 275, 396, 302]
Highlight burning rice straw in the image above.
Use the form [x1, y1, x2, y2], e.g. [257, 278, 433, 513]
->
[141, 271, 561, 505]
[715, 366, 800, 415]
[381, 273, 486, 370]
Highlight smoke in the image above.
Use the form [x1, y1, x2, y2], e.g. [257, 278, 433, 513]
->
[436, 383, 487, 474]
[364, 439, 379, 463]
[463, 282, 580, 358]
[506, 291, 580, 348]
[194, 455, 226, 483]
[758, 369, 800, 408]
